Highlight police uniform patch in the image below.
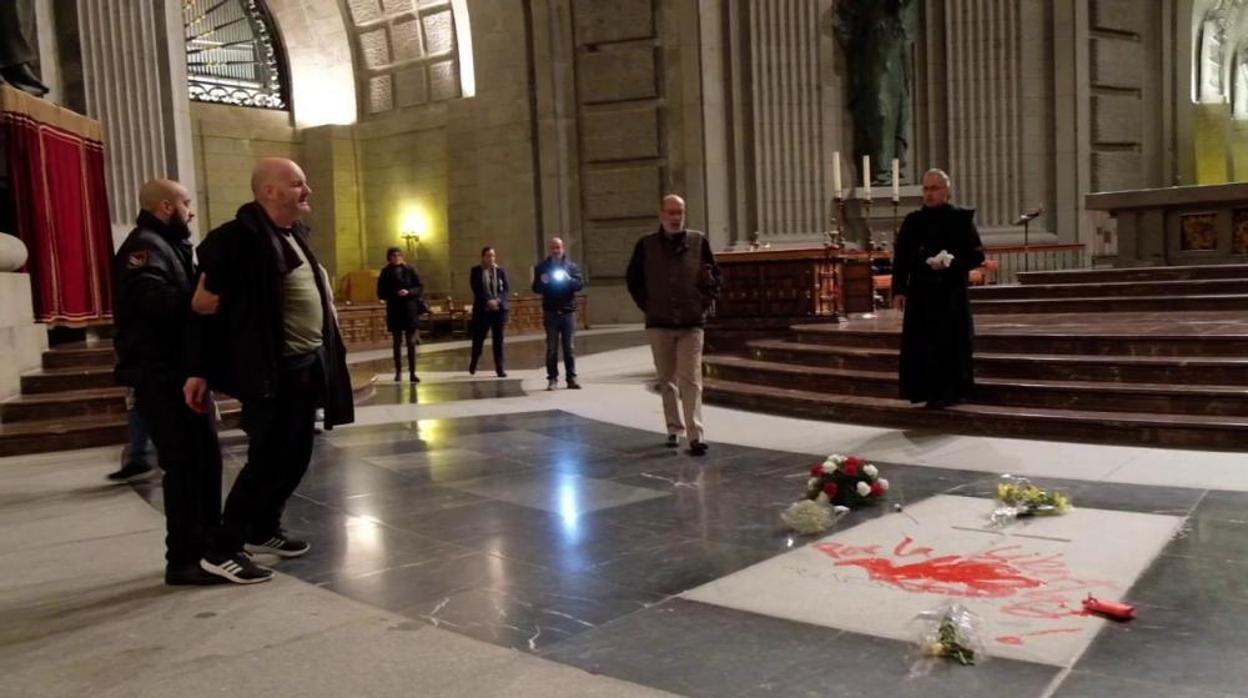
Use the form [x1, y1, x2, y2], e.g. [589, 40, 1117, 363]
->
[127, 251, 148, 268]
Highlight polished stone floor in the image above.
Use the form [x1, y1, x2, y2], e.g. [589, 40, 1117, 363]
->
[6, 328, 1248, 697]
[126, 410, 1248, 697]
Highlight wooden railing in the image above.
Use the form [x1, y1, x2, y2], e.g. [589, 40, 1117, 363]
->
[984, 243, 1087, 284]
[333, 295, 589, 350]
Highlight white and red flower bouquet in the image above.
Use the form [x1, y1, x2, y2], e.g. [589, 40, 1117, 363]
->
[805, 454, 889, 507]
[781, 454, 888, 534]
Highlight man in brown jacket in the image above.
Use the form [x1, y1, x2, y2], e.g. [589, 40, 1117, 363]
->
[625, 194, 721, 456]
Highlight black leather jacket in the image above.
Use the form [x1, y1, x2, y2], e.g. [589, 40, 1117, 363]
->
[113, 211, 196, 389]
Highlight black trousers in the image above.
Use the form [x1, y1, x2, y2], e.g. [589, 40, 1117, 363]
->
[392, 329, 417, 376]
[217, 353, 321, 553]
[134, 383, 223, 567]
[469, 311, 506, 372]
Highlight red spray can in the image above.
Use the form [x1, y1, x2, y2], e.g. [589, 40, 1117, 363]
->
[1083, 594, 1135, 620]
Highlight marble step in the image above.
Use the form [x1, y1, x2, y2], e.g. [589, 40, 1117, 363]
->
[0, 387, 128, 423]
[703, 378, 1248, 450]
[0, 407, 244, 458]
[0, 413, 130, 457]
[0, 370, 378, 456]
[20, 366, 115, 394]
[747, 339, 1248, 385]
[790, 324, 1248, 357]
[969, 278, 1248, 300]
[1018, 264, 1248, 286]
[41, 342, 114, 370]
[705, 356, 1248, 416]
[971, 293, 1248, 314]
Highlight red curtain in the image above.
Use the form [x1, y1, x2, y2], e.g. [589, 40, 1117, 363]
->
[2, 86, 113, 325]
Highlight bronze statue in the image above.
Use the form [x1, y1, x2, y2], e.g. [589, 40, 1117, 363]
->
[0, 0, 49, 96]
[834, 0, 917, 184]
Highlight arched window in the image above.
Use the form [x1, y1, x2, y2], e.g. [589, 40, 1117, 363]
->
[341, 0, 476, 116]
[184, 0, 288, 109]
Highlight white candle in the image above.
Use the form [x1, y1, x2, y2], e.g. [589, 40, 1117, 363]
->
[862, 155, 871, 200]
[891, 158, 900, 202]
[832, 151, 842, 198]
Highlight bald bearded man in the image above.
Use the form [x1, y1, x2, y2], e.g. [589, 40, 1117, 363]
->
[113, 179, 259, 585]
[185, 158, 353, 583]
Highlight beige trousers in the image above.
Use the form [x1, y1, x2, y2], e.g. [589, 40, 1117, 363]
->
[646, 327, 705, 443]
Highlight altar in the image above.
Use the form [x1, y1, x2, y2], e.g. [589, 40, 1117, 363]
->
[706, 247, 880, 354]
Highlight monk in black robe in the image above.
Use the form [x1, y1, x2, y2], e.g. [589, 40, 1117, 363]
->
[890, 169, 985, 407]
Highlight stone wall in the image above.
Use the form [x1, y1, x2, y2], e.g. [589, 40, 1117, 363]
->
[1085, 0, 1166, 193]
[189, 103, 304, 232]
[353, 108, 452, 295]
[444, 0, 539, 301]
[0, 273, 47, 401]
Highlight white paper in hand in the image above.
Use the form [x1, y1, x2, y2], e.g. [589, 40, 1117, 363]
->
[926, 249, 955, 269]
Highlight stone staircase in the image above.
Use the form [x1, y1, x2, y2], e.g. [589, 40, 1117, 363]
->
[704, 265, 1248, 450]
[969, 263, 1248, 314]
[0, 341, 378, 457]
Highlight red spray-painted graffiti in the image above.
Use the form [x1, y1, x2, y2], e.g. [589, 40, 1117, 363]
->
[996, 627, 1083, 646]
[814, 535, 1117, 621]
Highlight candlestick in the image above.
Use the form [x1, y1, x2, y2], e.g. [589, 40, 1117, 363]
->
[862, 198, 872, 248]
[862, 155, 871, 200]
[832, 151, 842, 198]
[892, 198, 899, 242]
[891, 158, 900, 202]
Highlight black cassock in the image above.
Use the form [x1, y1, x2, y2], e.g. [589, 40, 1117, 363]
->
[891, 203, 985, 404]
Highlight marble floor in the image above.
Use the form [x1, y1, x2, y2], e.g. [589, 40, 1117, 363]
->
[2, 327, 1246, 697]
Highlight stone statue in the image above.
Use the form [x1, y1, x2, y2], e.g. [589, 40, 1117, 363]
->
[0, 0, 49, 96]
[834, 0, 917, 184]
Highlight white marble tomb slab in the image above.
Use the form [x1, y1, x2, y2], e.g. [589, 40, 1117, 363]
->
[683, 495, 1182, 667]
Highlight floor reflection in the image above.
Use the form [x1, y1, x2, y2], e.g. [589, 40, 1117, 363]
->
[366, 379, 526, 406]
[123, 408, 1248, 696]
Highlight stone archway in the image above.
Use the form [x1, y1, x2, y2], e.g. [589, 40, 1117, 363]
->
[265, 0, 358, 126]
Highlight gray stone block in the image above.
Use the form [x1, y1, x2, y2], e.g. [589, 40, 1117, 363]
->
[345, 0, 382, 25]
[359, 28, 392, 69]
[368, 75, 395, 114]
[582, 107, 660, 162]
[577, 46, 657, 104]
[1090, 0, 1145, 36]
[1091, 38, 1142, 90]
[583, 167, 661, 220]
[1092, 94, 1142, 145]
[429, 60, 460, 101]
[395, 66, 429, 107]
[1092, 151, 1144, 192]
[392, 16, 425, 62]
[573, 0, 654, 45]
[381, 0, 415, 15]
[423, 9, 456, 55]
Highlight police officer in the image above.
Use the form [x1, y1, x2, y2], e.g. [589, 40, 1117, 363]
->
[113, 179, 271, 586]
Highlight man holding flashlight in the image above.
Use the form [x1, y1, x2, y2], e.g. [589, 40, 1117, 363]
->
[532, 237, 584, 390]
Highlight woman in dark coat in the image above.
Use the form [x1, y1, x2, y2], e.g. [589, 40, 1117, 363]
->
[376, 247, 426, 382]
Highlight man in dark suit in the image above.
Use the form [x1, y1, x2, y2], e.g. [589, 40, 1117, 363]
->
[469, 246, 509, 377]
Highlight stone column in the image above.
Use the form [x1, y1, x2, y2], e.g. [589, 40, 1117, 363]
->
[944, 0, 1024, 232]
[76, 0, 198, 247]
[748, 0, 827, 242]
[0, 267, 48, 400]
